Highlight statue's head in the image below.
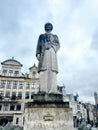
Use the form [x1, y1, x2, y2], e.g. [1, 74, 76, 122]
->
[44, 23, 53, 33]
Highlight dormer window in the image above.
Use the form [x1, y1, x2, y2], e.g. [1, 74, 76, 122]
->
[9, 70, 13, 76]
[32, 71, 36, 78]
[14, 71, 19, 77]
[3, 69, 7, 76]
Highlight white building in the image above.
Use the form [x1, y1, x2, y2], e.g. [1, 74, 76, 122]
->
[0, 58, 39, 126]
[66, 94, 87, 127]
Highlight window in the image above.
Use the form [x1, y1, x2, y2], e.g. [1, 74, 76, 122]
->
[1, 80, 6, 88]
[18, 92, 22, 99]
[26, 82, 30, 89]
[14, 71, 19, 77]
[0, 91, 4, 99]
[23, 117, 25, 125]
[32, 82, 39, 88]
[0, 105, 2, 110]
[6, 81, 12, 89]
[9, 70, 13, 76]
[19, 81, 24, 89]
[32, 82, 35, 88]
[13, 81, 18, 89]
[10, 104, 15, 111]
[3, 103, 9, 111]
[16, 104, 21, 111]
[11, 92, 16, 100]
[16, 118, 19, 124]
[3, 69, 7, 76]
[5, 91, 10, 97]
[25, 92, 30, 99]
[31, 92, 34, 99]
[0, 91, 4, 97]
[32, 71, 36, 78]
[0, 95, 2, 100]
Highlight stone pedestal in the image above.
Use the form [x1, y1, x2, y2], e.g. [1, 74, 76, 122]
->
[24, 93, 74, 130]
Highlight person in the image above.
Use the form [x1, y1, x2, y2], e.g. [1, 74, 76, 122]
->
[36, 22, 60, 93]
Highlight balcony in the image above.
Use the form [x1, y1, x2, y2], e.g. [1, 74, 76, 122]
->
[0, 96, 18, 103]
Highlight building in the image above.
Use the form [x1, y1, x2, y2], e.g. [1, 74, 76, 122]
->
[94, 92, 98, 126]
[85, 103, 96, 126]
[66, 93, 97, 128]
[66, 94, 87, 127]
[0, 58, 39, 126]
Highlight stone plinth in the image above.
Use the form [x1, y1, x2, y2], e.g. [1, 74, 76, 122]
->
[24, 93, 74, 130]
[32, 93, 63, 102]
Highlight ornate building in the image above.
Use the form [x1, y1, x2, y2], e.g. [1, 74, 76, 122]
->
[0, 58, 39, 126]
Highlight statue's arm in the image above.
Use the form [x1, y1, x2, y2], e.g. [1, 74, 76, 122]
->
[36, 35, 43, 60]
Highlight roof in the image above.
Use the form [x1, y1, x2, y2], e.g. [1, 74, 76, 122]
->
[1, 58, 23, 67]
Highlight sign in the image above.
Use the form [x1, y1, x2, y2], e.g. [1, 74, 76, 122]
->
[43, 113, 54, 121]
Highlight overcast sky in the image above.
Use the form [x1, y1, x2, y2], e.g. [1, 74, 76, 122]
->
[0, 0, 98, 104]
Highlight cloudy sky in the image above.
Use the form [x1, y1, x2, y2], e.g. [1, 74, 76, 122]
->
[0, 0, 98, 104]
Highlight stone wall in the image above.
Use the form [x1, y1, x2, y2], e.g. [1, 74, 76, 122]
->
[24, 107, 74, 130]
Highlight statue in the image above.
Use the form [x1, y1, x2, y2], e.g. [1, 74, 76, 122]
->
[36, 23, 60, 93]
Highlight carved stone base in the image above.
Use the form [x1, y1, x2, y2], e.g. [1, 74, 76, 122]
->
[24, 94, 74, 130]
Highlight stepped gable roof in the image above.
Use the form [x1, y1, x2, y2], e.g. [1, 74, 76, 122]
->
[1, 57, 23, 67]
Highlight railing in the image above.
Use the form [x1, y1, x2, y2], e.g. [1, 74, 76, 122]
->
[0, 97, 19, 103]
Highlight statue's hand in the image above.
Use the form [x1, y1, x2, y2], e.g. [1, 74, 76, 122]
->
[37, 54, 40, 61]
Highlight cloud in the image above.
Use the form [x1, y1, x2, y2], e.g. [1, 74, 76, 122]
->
[0, 0, 98, 104]
[91, 31, 98, 51]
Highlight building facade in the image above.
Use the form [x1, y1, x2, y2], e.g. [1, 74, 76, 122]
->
[66, 94, 87, 127]
[0, 58, 97, 128]
[0, 58, 39, 126]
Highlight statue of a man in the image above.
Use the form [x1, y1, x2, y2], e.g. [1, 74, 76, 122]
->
[36, 23, 60, 93]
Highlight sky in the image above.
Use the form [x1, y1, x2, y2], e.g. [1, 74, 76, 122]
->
[0, 0, 98, 104]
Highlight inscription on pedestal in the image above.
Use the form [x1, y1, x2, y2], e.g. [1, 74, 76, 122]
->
[43, 113, 54, 121]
